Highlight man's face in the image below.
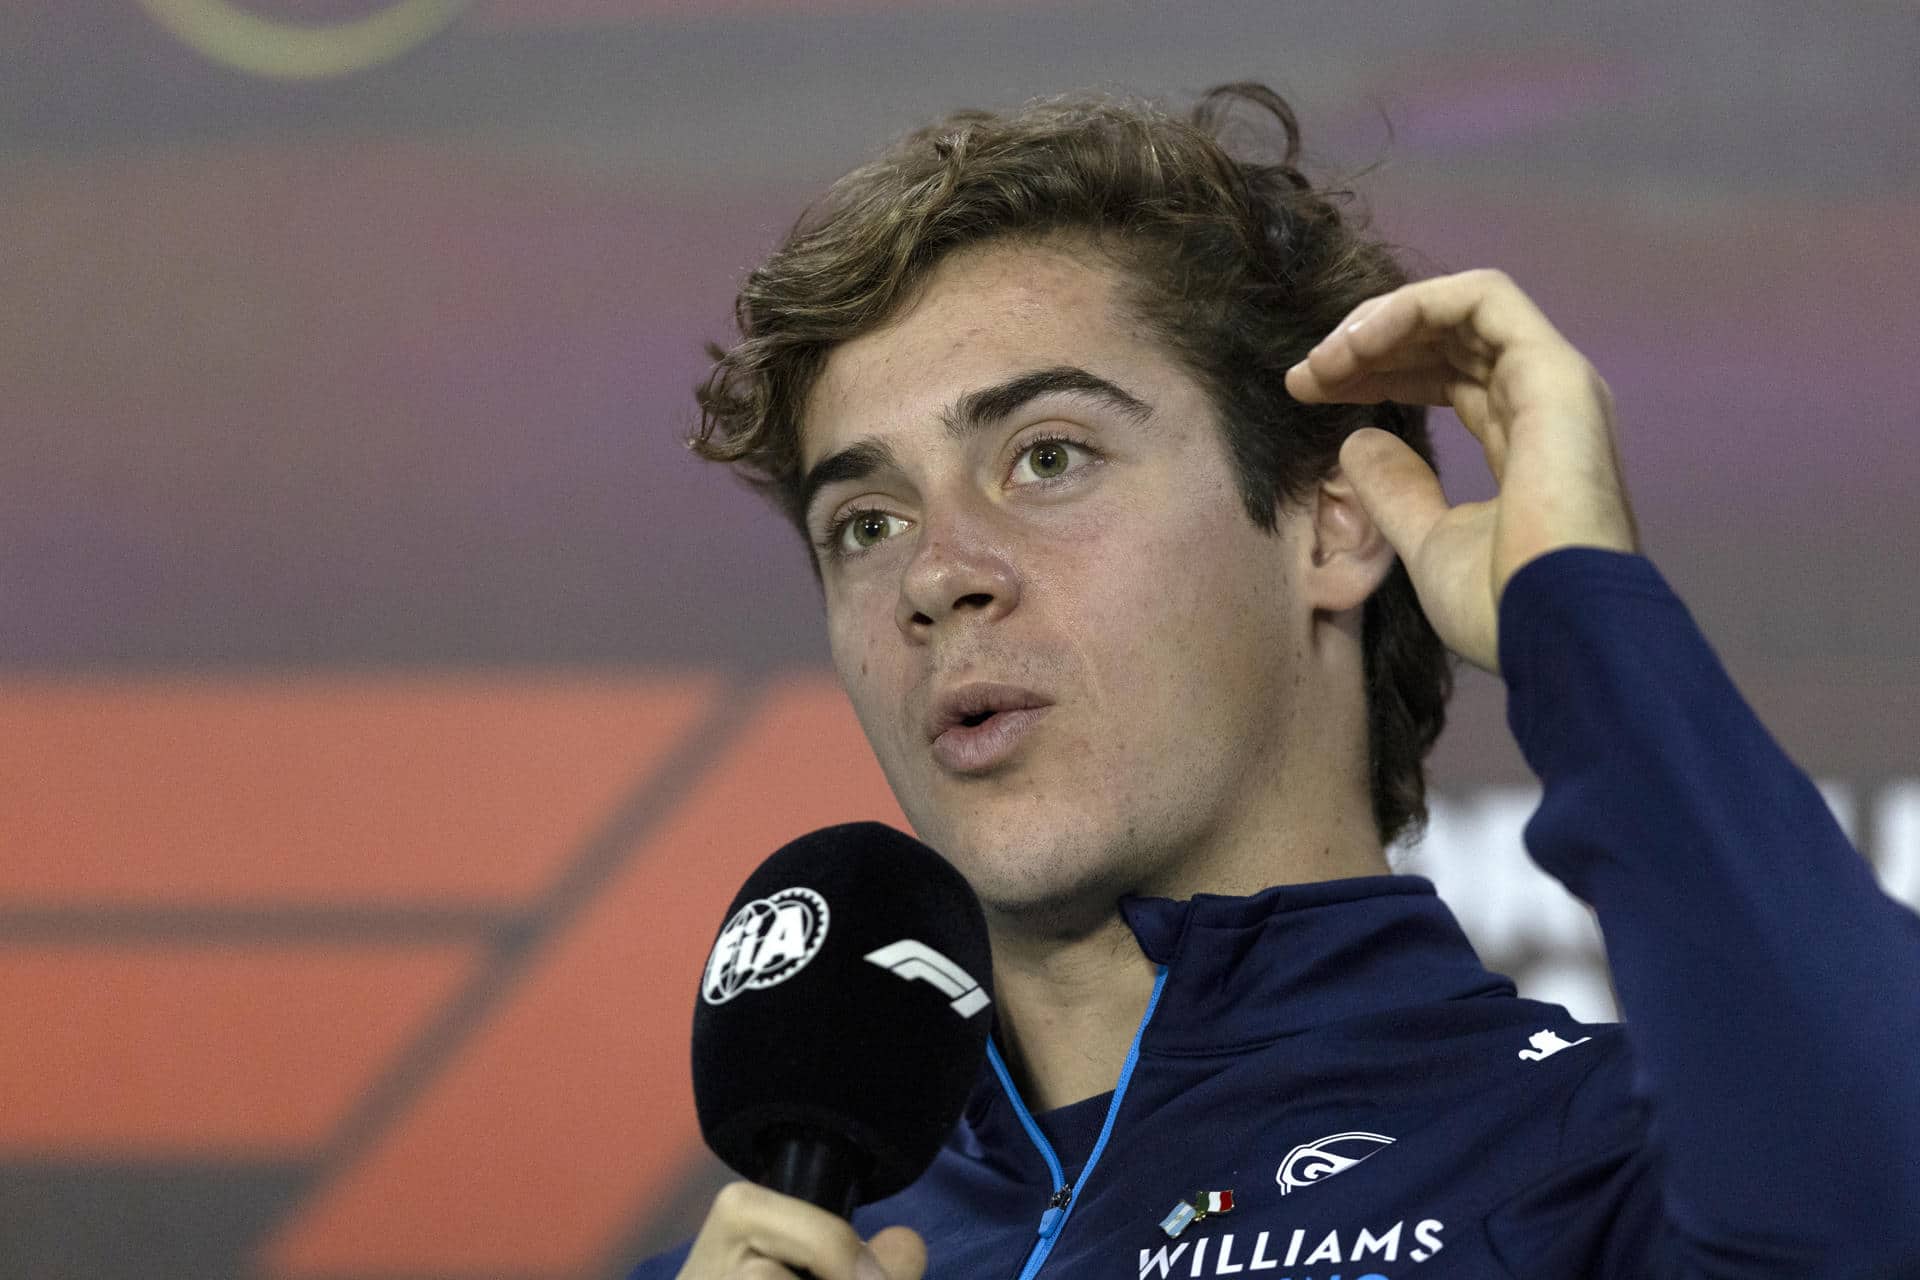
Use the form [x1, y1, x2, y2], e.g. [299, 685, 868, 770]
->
[798, 239, 1321, 932]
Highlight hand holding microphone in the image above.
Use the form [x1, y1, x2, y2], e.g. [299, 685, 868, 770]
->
[676, 823, 994, 1280]
[676, 1182, 925, 1280]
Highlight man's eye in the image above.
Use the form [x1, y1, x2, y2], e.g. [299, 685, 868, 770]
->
[1011, 437, 1090, 484]
[837, 510, 908, 554]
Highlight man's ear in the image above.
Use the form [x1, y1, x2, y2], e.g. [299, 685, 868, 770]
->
[1304, 465, 1397, 614]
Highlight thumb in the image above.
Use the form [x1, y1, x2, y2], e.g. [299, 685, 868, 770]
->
[1337, 428, 1447, 560]
[865, 1225, 928, 1280]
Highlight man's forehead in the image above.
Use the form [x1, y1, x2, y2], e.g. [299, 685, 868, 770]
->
[799, 242, 1135, 465]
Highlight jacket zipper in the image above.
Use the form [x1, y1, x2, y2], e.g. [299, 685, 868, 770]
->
[986, 965, 1169, 1280]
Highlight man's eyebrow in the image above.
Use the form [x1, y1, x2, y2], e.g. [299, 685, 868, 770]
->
[798, 366, 1154, 529]
[797, 439, 901, 532]
[940, 365, 1154, 439]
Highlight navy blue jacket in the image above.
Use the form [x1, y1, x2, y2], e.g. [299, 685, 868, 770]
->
[633, 550, 1920, 1279]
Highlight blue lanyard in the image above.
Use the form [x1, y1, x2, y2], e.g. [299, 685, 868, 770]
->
[985, 965, 1170, 1280]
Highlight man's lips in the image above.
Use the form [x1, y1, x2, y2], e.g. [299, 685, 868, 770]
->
[923, 682, 1053, 742]
[929, 706, 1052, 775]
[924, 682, 1054, 775]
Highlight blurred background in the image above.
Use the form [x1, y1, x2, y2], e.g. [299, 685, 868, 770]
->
[3, 1, 1917, 1276]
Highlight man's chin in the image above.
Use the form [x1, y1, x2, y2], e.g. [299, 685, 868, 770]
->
[981, 890, 1133, 945]
[939, 844, 1141, 943]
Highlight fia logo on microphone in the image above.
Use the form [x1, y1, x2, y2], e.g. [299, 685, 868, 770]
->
[701, 887, 829, 1005]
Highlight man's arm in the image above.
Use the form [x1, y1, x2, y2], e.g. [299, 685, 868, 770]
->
[1490, 545, 1920, 1277]
[1288, 271, 1920, 1276]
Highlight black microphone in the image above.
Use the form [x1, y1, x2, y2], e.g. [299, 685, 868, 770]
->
[691, 822, 993, 1217]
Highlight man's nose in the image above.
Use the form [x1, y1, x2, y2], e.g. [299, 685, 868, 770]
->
[895, 512, 1021, 639]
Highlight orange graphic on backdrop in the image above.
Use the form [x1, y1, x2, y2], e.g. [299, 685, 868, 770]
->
[260, 678, 909, 1277]
[0, 944, 476, 1156]
[1, 676, 713, 908]
[0, 672, 903, 1278]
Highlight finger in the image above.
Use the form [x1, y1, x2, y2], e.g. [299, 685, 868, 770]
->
[1290, 270, 1556, 396]
[1285, 295, 1418, 397]
[1288, 327, 1477, 407]
[866, 1226, 928, 1280]
[1366, 268, 1560, 356]
[689, 1182, 872, 1280]
[1288, 364, 1464, 409]
[1337, 428, 1449, 560]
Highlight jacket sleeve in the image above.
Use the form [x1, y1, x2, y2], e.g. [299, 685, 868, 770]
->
[624, 1240, 692, 1280]
[1489, 547, 1920, 1280]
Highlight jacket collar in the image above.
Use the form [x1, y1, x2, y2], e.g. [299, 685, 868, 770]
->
[1117, 873, 1512, 1053]
[959, 875, 1512, 1159]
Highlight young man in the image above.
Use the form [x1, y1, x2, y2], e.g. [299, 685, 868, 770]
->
[634, 85, 1920, 1279]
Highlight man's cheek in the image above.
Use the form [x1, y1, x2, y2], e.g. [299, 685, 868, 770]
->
[826, 610, 881, 687]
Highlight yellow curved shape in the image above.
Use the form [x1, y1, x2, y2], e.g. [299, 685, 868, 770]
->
[136, 0, 470, 81]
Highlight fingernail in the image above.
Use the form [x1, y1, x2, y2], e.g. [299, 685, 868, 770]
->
[855, 1247, 889, 1280]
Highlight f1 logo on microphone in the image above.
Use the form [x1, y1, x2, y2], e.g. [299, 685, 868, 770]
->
[864, 940, 990, 1018]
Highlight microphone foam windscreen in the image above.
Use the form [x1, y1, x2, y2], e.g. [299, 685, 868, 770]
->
[691, 822, 993, 1203]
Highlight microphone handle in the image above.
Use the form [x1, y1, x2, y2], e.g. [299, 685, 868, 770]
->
[762, 1126, 864, 1220]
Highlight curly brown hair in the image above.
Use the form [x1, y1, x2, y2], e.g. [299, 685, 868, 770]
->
[687, 81, 1453, 848]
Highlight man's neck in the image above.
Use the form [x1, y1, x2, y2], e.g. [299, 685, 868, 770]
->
[987, 912, 1158, 1113]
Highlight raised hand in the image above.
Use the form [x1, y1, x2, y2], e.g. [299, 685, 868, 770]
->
[1285, 269, 1640, 674]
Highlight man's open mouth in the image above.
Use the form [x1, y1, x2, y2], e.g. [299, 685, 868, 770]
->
[925, 682, 1054, 743]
